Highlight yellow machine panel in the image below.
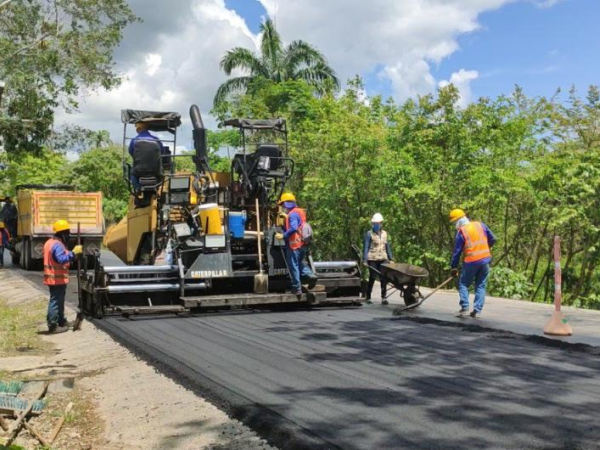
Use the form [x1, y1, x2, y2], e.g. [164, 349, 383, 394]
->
[104, 197, 158, 264]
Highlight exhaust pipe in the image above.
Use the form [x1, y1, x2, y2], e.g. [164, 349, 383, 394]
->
[190, 104, 207, 160]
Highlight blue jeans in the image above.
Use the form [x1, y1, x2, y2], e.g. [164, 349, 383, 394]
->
[285, 246, 314, 292]
[47, 284, 67, 329]
[459, 263, 490, 312]
[130, 175, 141, 191]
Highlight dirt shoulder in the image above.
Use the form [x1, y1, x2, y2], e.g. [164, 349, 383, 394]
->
[0, 269, 275, 450]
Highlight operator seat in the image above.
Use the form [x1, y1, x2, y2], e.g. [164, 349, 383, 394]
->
[233, 144, 283, 179]
[254, 144, 282, 171]
[131, 139, 163, 192]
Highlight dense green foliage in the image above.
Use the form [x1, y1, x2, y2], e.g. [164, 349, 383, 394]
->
[0, 130, 234, 224]
[216, 78, 600, 308]
[0, 0, 137, 153]
[214, 18, 338, 107]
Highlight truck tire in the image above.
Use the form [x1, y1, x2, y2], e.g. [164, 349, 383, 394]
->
[19, 240, 26, 268]
[22, 239, 33, 271]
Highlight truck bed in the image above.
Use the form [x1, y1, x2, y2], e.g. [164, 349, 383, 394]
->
[18, 190, 103, 236]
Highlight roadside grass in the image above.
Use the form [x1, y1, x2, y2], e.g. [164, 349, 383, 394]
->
[0, 297, 49, 356]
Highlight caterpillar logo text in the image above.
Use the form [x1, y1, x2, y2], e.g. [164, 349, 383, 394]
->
[191, 270, 228, 279]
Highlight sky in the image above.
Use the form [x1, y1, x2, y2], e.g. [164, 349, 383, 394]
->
[56, 0, 600, 148]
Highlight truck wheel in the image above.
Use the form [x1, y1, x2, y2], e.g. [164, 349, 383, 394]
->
[19, 241, 26, 268]
[22, 239, 32, 271]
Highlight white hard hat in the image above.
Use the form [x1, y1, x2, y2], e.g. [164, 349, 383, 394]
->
[371, 213, 384, 223]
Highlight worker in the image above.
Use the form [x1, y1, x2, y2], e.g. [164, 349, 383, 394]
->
[128, 121, 166, 190]
[0, 221, 10, 268]
[44, 220, 83, 334]
[449, 209, 496, 318]
[275, 192, 317, 295]
[128, 121, 166, 156]
[363, 213, 393, 305]
[0, 196, 18, 239]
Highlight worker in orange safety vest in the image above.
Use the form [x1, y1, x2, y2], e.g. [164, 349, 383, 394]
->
[449, 209, 496, 319]
[43, 219, 83, 333]
[274, 192, 318, 295]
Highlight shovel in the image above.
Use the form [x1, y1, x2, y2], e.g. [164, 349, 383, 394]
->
[253, 198, 268, 294]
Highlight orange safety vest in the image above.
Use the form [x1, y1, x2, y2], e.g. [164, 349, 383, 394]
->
[43, 238, 70, 286]
[285, 207, 306, 251]
[460, 221, 491, 264]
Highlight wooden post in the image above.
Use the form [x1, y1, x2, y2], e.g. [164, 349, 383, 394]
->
[48, 402, 73, 444]
[544, 236, 573, 336]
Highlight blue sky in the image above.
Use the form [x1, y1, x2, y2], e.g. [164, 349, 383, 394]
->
[225, 0, 599, 102]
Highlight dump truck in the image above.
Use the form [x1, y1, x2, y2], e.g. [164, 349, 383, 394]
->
[11, 185, 104, 270]
[78, 106, 362, 317]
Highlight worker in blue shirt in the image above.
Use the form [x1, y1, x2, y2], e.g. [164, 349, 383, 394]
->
[128, 121, 165, 156]
[43, 220, 83, 333]
[363, 213, 393, 305]
[274, 192, 317, 295]
[449, 209, 496, 318]
[128, 121, 166, 190]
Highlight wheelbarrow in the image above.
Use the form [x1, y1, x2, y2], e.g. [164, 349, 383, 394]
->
[379, 262, 428, 306]
[365, 261, 455, 314]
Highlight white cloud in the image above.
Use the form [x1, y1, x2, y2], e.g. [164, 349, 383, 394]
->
[256, 0, 513, 102]
[57, 0, 257, 145]
[531, 0, 563, 8]
[144, 53, 162, 76]
[58, 0, 564, 143]
[439, 69, 479, 107]
[384, 57, 436, 99]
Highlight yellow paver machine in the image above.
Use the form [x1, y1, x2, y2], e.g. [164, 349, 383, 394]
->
[78, 106, 362, 317]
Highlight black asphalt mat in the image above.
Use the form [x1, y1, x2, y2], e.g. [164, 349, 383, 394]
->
[16, 261, 600, 450]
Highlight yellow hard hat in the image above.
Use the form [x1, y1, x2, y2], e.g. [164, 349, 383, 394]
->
[279, 192, 296, 204]
[449, 209, 466, 223]
[53, 219, 71, 233]
[0, 221, 4, 228]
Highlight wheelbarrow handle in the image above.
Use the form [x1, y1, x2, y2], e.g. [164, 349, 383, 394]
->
[362, 262, 385, 277]
[420, 276, 455, 302]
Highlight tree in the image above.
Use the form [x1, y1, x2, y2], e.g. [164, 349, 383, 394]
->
[214, 18, 338, 107]
[0, 0, 137, 153]
[69, 145, 129, 223]
[50, 124, 113, 152]
[0, 147, 70, 194]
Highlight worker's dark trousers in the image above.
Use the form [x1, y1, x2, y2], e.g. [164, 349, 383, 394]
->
[366, 260, 387, 300]
[47, 284, 67, 330]
[7, 222, 16, 240]
[0, 245, 5, 266]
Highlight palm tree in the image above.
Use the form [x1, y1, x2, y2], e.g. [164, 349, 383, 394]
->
[214, 19, 339, 107]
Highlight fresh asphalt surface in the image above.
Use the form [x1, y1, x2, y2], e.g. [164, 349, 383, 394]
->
[12, 256, 600, 450]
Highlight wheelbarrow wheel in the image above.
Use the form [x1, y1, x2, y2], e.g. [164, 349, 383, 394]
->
[403, 284, 420, 306]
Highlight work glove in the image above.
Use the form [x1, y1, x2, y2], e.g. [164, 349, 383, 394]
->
[276, 212, 288, 227]
[450, 268, 459, 277]
[274, 232, 284, 241]
[72, 245, 83, 256]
